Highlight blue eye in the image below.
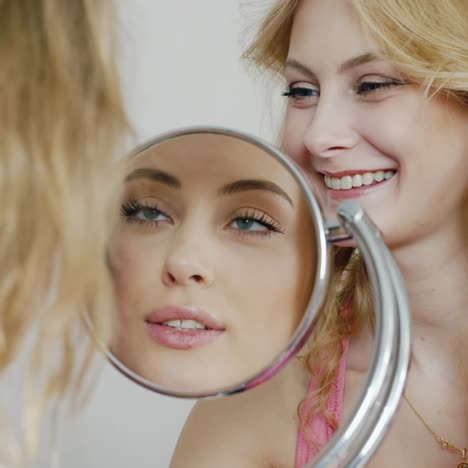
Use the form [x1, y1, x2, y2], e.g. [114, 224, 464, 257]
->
[232, 218, 269, 232]
[121, 200, 171, 225]
[135, 207, 166, 222]
[228, 210, 284, 239]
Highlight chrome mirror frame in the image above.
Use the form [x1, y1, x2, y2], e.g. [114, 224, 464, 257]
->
[103, 125, 331, 399]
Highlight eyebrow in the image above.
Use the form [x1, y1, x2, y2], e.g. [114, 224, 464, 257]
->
[220, 179, 294, 207]
[126, 169, 293, 207]
[284, 52, 381, 78]
[125, 168, 181, 188]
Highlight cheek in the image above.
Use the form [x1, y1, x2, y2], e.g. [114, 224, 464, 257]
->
[110, 240, 159, 305]
[360, 99, 468, 178]
[274, 247, 314, 331]
[290, 225, 316, 317]
[283, 108, 312, 168]
[228, 246, 297, 312]
[355, 104, 418, 162]
[240, 241, 313, 325]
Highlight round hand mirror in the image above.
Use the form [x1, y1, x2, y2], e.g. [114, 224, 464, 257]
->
[89, 126, 411, 466]
[106, 128, 320, 395]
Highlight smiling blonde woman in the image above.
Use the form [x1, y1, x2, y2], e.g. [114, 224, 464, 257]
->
[0, 1, 128, 465]
[172, 1, 468, 467]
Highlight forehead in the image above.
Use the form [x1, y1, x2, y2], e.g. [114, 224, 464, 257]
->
[128, 134, 301, 195]
[289, 0, 377, 67]
[133, 135, 270, 171]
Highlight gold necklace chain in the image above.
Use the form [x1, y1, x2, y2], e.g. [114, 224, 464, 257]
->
[404, 394, 467, 467]
[367, 315, 466, 466]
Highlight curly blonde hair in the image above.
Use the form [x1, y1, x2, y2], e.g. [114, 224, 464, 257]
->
[243, 0, 468, 448]
[0, 0, 128, 464]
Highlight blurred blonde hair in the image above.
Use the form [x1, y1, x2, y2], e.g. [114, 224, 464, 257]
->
[0, 0, 128, 463]
[243, 0, 468, 448]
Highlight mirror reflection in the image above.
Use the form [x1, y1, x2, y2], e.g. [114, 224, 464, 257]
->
[106, 132, 317, 393]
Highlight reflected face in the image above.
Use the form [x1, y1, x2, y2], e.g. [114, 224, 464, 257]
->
[283, 0, 468, 248]
[108, 134, 315, 391]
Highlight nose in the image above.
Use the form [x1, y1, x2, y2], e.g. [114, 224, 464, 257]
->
[303, 93, 359, 159]
[162, 233, 214, 288]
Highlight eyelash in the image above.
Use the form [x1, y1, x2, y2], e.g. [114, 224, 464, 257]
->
[353, 80, 401, 94]
[121, 200, 170, 226]
[282, 80, 402, 101]
[229, 209, 284, 239]
[120, 201, 284, 238]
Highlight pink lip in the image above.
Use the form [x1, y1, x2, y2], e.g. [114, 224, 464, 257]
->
[145, 306, 225, 351]
[145, 306, 225, 330]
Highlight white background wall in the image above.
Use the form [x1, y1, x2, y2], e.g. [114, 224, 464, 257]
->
[1, 2, 283, 468]
[118, 0, 281, 142]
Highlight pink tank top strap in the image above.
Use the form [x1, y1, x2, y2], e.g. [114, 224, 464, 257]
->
[295, 337, 349, 468]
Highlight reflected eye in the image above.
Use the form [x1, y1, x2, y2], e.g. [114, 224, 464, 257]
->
[136, 207, 167, 222]
[228, 209, 284, 239]
[121, 200, 171, 226]
[232, 218, 269, 232]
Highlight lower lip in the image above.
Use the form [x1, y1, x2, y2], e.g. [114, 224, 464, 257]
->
[325, 176, 396, 200]
[146, 323, 224, 350]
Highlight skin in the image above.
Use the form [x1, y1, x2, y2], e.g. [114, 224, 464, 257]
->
[108, 133, 315, 393]
[172, 0, 468, 466]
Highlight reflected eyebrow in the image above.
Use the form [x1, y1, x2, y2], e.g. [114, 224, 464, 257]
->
[220, 179, 294, 207]
[284, 52, 381, 78]
[125, 168, 181, 188]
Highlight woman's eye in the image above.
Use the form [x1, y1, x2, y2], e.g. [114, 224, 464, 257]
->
[355, 80, 402, 97]
[282, 83, 319, 107]
[121, 200, 171, 226]
[228, 211, 284, 239]
[135, 207, 168, 222]
[231, 218, 269, 232]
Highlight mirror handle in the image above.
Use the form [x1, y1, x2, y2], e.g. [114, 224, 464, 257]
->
[311, 200, 411, 467]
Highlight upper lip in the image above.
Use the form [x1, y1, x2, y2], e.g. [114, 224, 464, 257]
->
[145, 306, 225, 330]
[319, 169, 397, 178]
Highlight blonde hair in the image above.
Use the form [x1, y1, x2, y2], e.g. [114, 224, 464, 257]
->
[243, 0, 468, 448]
[0, 0, 128, 463]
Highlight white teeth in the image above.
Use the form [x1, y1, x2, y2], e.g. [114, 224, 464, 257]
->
[162, 319, 207, 330]
[324, 170, 396, 190]
[374, 171, 384, 182]
[164, 320, 181, 327]
[352, 174, 363, 187]
[362, 173, 374, 186]
[331, 178, 341, 190]
[340, 175, 352, 190]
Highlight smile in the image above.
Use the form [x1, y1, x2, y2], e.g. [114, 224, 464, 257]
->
[324, 170, 397, 190]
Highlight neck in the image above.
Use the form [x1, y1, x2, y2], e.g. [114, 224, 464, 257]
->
[390, 219, 468, 383]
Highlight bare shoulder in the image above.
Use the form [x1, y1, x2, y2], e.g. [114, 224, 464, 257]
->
[170, 358, 310, 468]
